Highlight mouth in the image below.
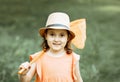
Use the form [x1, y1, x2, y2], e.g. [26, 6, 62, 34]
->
[53, 43, 61, 45]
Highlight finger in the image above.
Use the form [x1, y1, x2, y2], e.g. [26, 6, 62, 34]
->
[24, 62, 31, 69]
[19, 61, 30, 70]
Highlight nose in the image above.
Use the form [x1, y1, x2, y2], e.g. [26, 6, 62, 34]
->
[54, 36, 60, 41]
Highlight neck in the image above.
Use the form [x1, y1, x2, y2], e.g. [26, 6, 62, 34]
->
[48, 49, 66, 56]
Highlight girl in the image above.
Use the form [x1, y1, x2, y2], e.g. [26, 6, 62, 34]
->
[18, 12, 83, 82]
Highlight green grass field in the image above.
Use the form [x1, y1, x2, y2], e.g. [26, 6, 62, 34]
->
[0, 0, 120, 82]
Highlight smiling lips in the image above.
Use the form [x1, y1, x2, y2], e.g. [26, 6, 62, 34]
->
[53, 42, 61, 45]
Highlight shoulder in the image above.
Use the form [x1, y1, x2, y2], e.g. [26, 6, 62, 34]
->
[72, 52, 80, 61]
[29, 51, 43, 61]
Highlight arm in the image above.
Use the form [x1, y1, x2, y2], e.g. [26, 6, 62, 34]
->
[74, 61, 83, 82]
[18, 62, 36, 82]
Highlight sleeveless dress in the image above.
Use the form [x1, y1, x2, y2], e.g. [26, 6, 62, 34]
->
[30, 51, 80, 82]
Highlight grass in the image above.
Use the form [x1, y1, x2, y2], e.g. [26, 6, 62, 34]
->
[0, 0, 120, 82]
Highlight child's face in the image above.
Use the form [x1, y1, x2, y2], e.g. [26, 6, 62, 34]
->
[45, 29, 68, 52]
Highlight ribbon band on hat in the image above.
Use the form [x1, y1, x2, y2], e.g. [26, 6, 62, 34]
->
[47, 24, 69, 29]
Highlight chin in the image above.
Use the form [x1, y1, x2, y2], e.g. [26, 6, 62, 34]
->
[52, 47, 62, 52]
[53, 49, 61, 51]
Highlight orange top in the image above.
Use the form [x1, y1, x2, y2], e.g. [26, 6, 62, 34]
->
[30, 51, 80, 82]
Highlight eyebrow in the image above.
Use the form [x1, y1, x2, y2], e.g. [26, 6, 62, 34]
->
[47, 30, 55, 33]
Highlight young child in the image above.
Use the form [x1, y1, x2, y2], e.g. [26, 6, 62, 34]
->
[18, 12, 83, 82]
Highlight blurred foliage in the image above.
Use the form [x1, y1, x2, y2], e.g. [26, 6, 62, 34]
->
[0, 0, 120, 82]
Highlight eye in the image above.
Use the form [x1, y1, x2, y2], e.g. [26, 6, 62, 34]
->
[60, 34, 65, 37]
[50, 33, 55, 36]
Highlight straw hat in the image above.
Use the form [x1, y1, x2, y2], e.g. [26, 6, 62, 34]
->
[39, 12, 75, 40]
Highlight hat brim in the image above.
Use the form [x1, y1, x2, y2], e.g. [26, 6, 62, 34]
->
[39, 27, 75, 40]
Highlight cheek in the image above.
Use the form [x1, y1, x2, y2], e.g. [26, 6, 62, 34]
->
[45, 34, 53, 41]
[46, 37, 54, 42]
[61, 37, 68, 43]
[46, 37, 54, 46]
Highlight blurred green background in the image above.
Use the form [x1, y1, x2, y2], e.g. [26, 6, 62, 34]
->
[0, 0, 120, 82]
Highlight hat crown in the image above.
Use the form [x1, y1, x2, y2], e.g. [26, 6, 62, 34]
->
[46, 12, 70, 29]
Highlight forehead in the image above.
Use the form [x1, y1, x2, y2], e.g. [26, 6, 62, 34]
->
[47, 29, 68, 33]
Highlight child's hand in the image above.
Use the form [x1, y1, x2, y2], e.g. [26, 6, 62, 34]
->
[19, 61, 31, 75]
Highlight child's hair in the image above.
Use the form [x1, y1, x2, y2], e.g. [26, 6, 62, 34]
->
[41, 29, 73, 54]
